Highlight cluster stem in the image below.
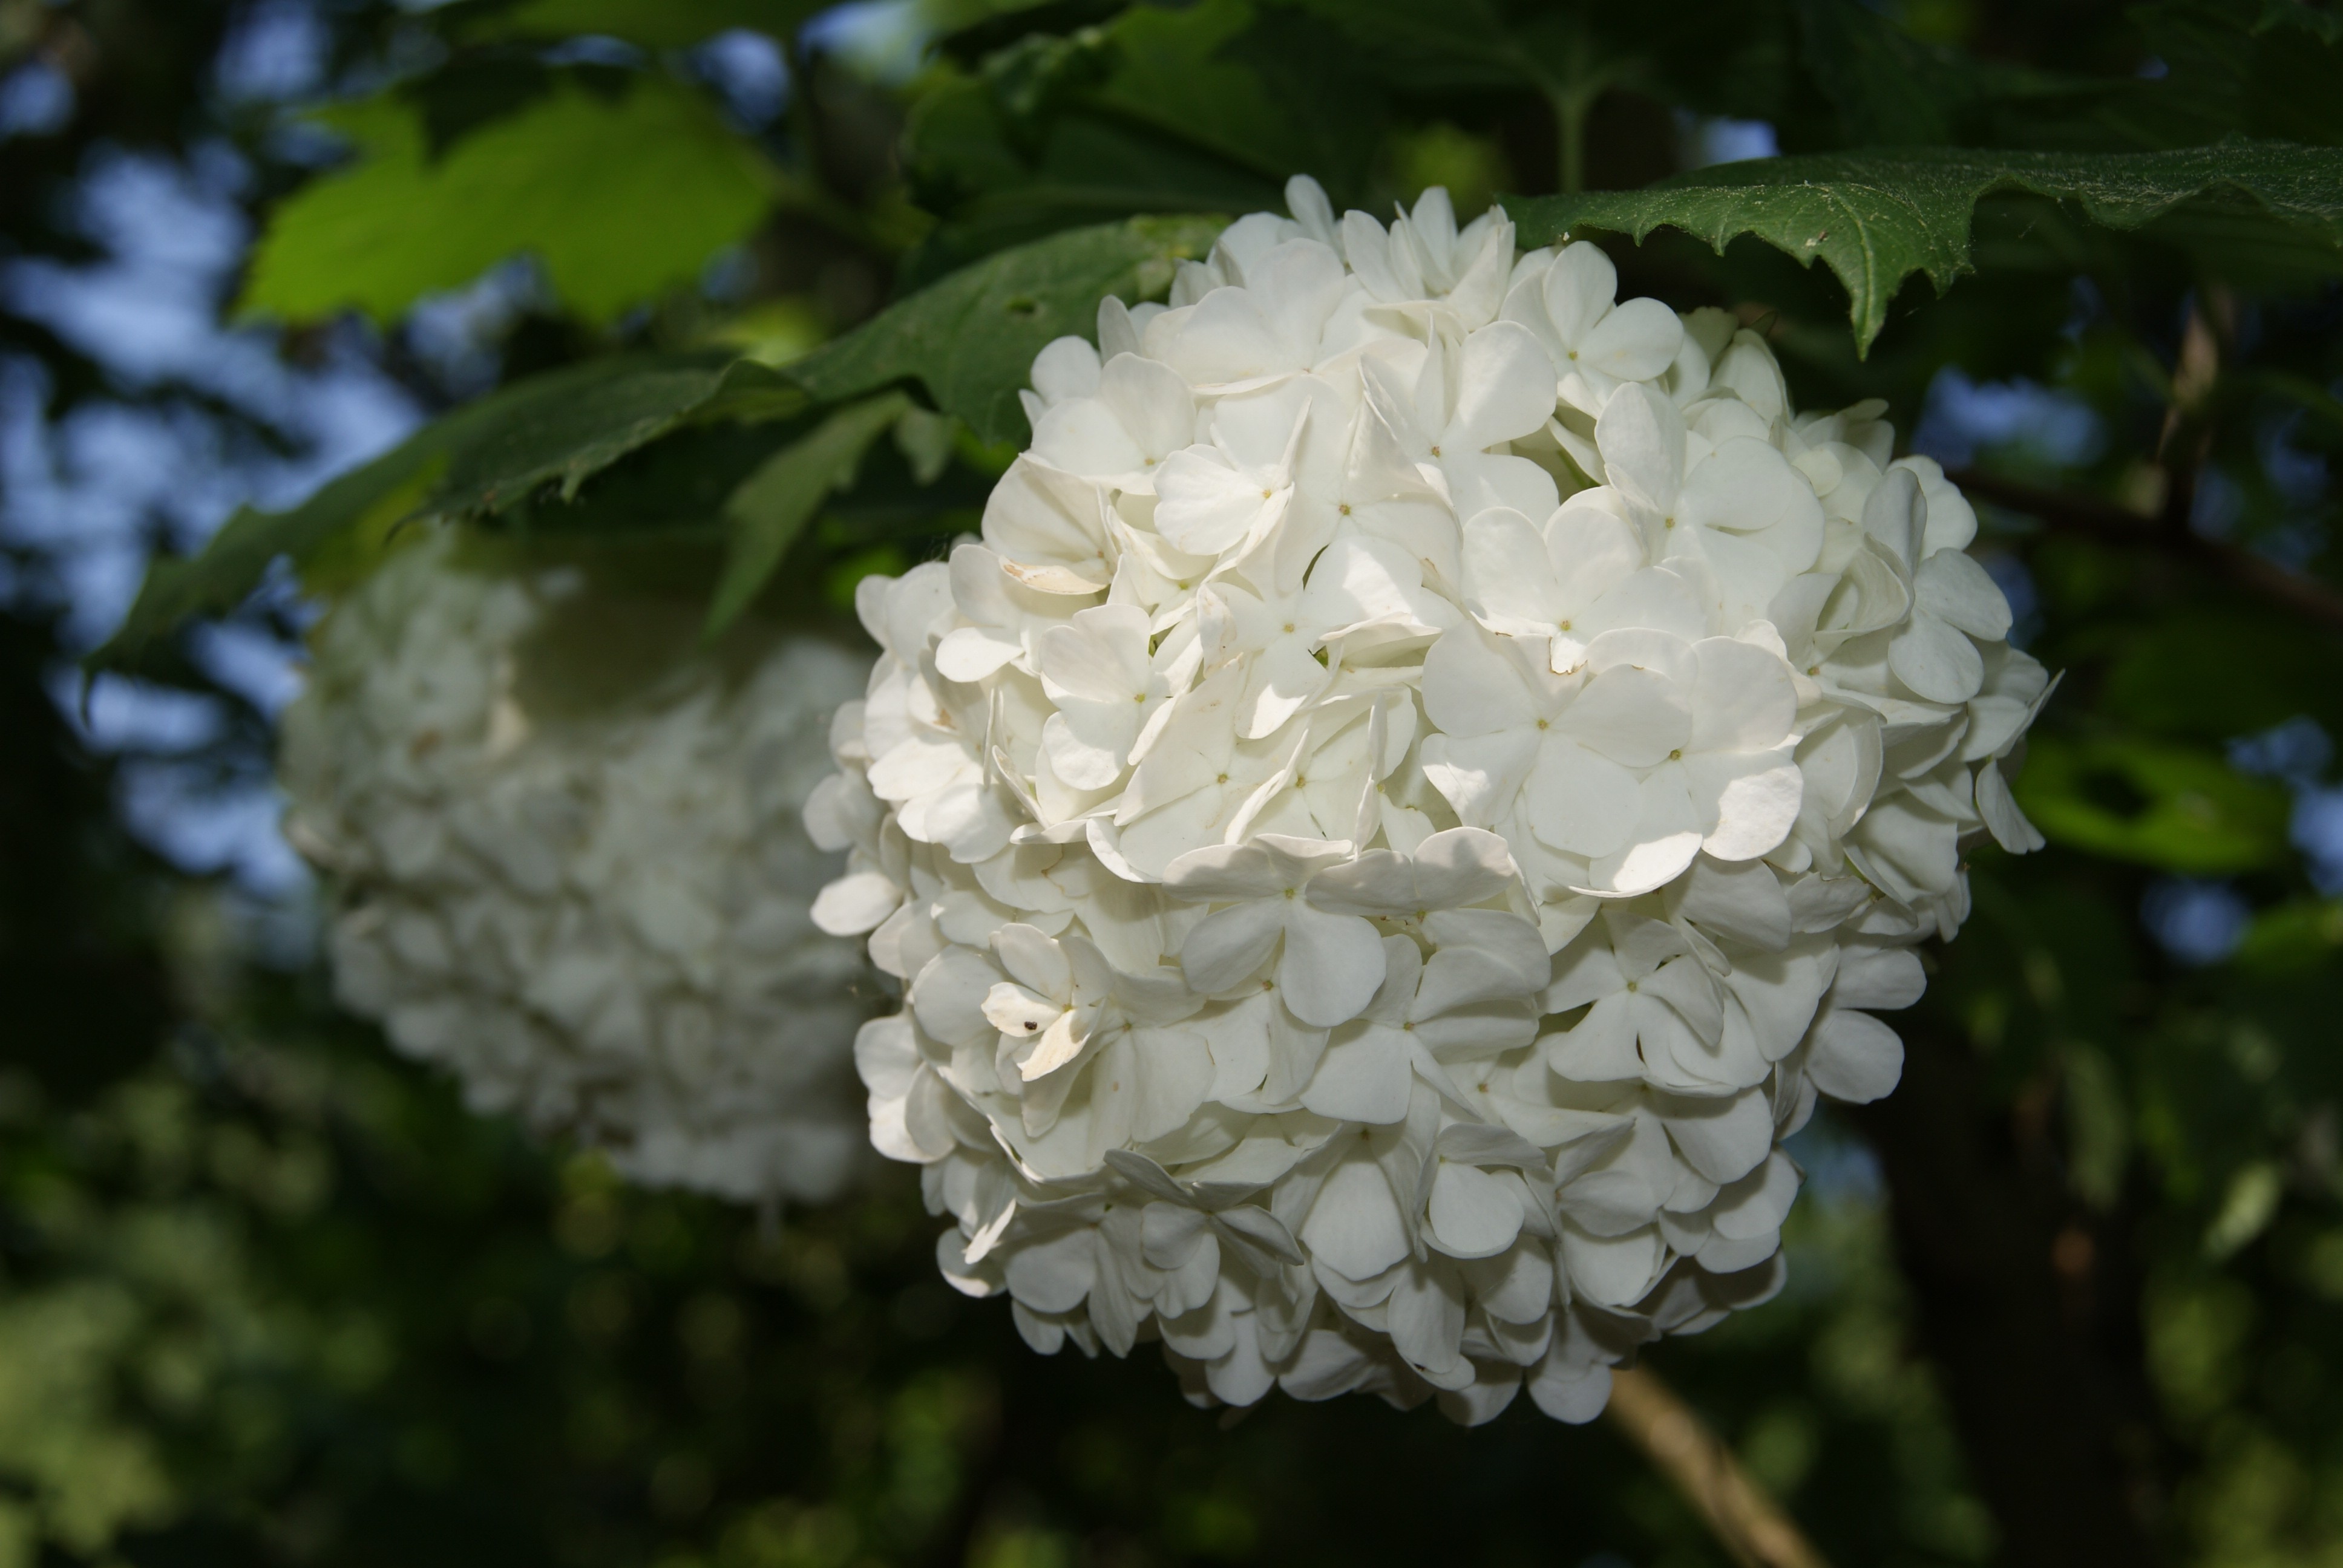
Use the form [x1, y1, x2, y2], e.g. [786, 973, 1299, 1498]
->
[1605, 1365, 1830, 1568]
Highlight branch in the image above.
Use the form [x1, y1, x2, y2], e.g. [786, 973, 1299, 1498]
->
[1949, 466, 2343, 635]
[1605, 1365, 1830, 1568]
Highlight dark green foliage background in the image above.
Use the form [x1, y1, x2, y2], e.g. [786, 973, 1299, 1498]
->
[12, 1, 2343, 1564]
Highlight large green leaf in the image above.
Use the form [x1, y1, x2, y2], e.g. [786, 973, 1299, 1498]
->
[1274, 0, 1780, 127]
[901, 0, 1371, 284]
[96, 214, 1213, 668]
[447, 0, 821, 47]
[903, 76, 1279, 282]
[242, 73, 775, 325]
[2129, 0, 2343, 150]
[2013, 733, 2294, 874]
[1087, 0, 1383, 200]
[1505, 139, 2343, 352]
[785, 213, 1223, 445]
[1792, 0, 2117, 148]
[88, 352, 783, 673]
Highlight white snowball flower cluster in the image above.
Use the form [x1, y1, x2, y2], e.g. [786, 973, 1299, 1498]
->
[281, 531, 877, 1204]
[814, 177, 2055, 1425]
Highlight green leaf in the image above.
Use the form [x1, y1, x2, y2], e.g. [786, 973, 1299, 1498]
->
[901, 0, 1374, 282]
[2013, 733, 2295, 873]
[705, 394, 911, 638]
[448, 0, 822, 47]
[431, 351, 794, 514]
[1087, 0, 1384, 199]
[784, 214, 1224, 445]
[99, 211, 1213, 668]
[2232, 898, 2343, 976]
[88, 352, 785, 673]
[1504, 140, 2343, 352]
[2130, 0, 2343, 149]
[1276, 0, 1777, 120]
[87, 449, 450, 676]
[902, 70, 1274, 269]
[1793, 0, 2115, 147]
[2099, 608, 2343, 742]
[242, 73, 775, 325]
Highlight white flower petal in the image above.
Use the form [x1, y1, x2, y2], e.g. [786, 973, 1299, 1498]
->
[1807, 1007, 1906, 1103]
[1277, 901, 1388, 1027]
[1578, 295, 1683, 382]
[1300, 1025, 1413, 1123]
[1446, 321, 1559, 452]
[1427, 1161, 1525, 1258]
[1300, 1155, 1412, 1279]
[1179, 898, 1289, 993]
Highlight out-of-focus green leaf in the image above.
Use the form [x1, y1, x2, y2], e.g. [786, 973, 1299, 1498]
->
[2099, 609, 2343, 741]
[785, 214, 1223, 444]
[2130, 0, 2343, 149]
[2013, 733, 2295, 872]
[2061, 1043, 2131, 1209]
[1792, 0, 2115, 146]
[2203, 1160, 2287, 1258]
[448, 0, 822, 47]
[1088, 0, 1382, 198]
[89, 353, 788, 673]
[903, 75, 1278, 281]
[241, 74, 775, 325]
[902, 0, 1371, 281]
[2232, 899, 2343, 975]
[706, 393, 910, 638]
[1506, 140, 2343, 351]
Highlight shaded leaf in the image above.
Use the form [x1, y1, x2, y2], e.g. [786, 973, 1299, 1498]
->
[785, 213, 1223, 444]
[900, 0, 1371, 283]
[1505, 139, 2343, 351]
[2129, 0, 2343, 150]
[447, 0, 823, 47]
[431, 352, 793, 513]
[88, 451, 447, 676]
[706, 393, 911, 638]
[243, 73, 775, 325]
[2014, 733, 2294, 872]
[1793, 0, 2115, 147]
[2099, 608, 2343, 742]
[89, 352, 784, 672]
[1088, 0, 1383, 198]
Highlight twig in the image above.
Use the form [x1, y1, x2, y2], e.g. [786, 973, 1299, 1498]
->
[1950, 466, 2343, 635]
[1605, 1365, 1830, 1568]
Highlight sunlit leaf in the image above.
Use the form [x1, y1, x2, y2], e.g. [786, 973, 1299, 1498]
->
[242, 73, 775, 325]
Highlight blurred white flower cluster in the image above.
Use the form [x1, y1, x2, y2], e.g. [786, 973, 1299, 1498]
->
[281, 532, 876, 1204]
[819, 175, 2056, 1426]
